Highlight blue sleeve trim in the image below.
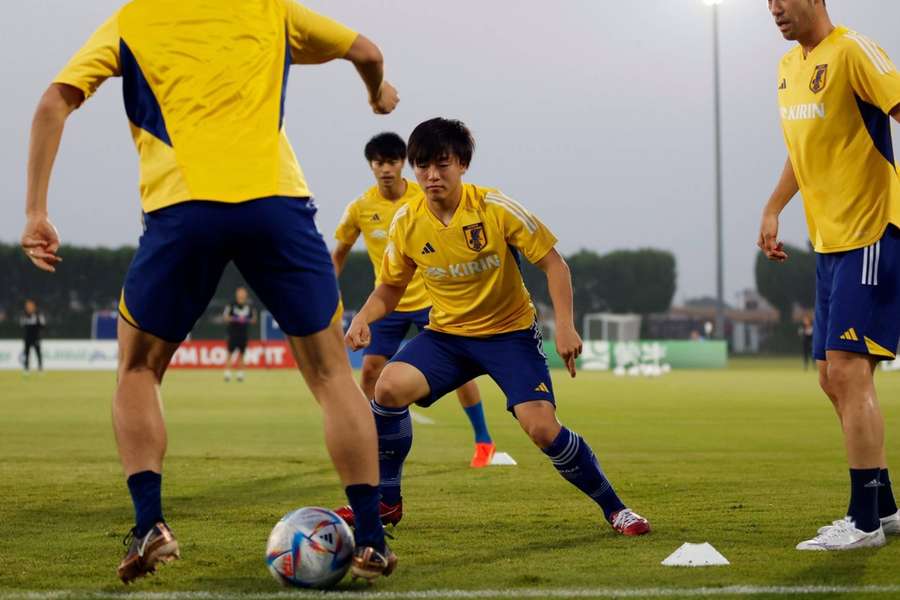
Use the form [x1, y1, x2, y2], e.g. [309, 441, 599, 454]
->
[120, 39, 172, 147]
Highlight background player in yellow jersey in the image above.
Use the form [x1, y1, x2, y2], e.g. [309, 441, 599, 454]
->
[21, 0, 399, 582]
[342, 118, 650, 537]
[760, 0, 900, 551]
[332, 133, 496, 470]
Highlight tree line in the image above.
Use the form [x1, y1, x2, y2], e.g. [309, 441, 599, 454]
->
[0, 242, 677, 339]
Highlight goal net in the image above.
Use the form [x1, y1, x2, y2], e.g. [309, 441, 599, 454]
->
[581, 312, 642, 342]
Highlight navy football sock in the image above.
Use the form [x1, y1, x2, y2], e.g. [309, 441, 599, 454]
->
[345, 483, 385, 552]
[463, 401, 492, 444]
[371, 400, 412, 506]
[880, 468, 898, 518]
[847, 468, 881, 532]
[127, 471, 163, 537]
[542, 427, 625, 521]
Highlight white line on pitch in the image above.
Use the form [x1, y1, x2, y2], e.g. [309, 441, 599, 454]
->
[6, 586, 900, 599]
[409, 409, 436, 425]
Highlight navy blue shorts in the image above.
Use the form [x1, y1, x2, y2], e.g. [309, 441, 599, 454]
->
[814, 225, 900, 361]
[365, 307, 431, 358]
[120, 197, 340, 343]
[391, 322, 555, 412]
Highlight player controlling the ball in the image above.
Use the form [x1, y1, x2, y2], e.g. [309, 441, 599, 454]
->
[21, 0, 400, 583]
[760, 0, 900, 550]
[342, 118, 651, 536]
[332, 132, 496, 471]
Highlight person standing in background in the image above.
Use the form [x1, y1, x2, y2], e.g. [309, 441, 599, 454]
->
[799, 314, 814, 371]
[21, 299, 46, 375]
[224, 287, 257, 382]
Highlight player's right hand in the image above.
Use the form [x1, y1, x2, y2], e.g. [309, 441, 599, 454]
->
[345, 316, 371, 350]
[757, 210, 788, 263]
[21, 215, 62, 273]
[370, 81, 399, 115]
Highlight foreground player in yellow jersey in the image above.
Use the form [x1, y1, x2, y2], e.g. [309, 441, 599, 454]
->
[342, 118, 650, 536]
[760, 0, 900, 551]
[332, 133, 496, 473]
[21, 0, 399, 583]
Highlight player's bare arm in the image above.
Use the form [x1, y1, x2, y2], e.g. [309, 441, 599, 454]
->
[345, 281, 408, 350]
[21, 83, 82, 273]
[331, 241, 354, 276]
[758, 156, 800, 263]
[892, 103, 900, 123]
[343, 34, 398, 115]
[535, 248, 582, 378]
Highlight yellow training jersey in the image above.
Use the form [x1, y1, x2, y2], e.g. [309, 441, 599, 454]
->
[334, 181, 431, 313]
[778, 26, 900, 253]
[54, 0, 358, 213]
[381, 183, 558, 337]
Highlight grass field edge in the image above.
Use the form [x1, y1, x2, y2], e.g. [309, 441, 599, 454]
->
[4, 585, 900, 599]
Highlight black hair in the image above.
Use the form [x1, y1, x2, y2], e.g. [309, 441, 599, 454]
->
[407, 118, 475, 167]
[364, 132, 407, 162]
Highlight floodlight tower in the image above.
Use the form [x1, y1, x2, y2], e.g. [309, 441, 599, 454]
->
[704, 0, 726, 340]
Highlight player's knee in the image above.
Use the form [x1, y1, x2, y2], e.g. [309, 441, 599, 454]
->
[825, 359, 867, 398]
[818, 372, 837, 400]
[373, 372, 412, 409]
[360, 362, 383, 391]
[524, 421, 560, 448]
[117, 361, 163, 385]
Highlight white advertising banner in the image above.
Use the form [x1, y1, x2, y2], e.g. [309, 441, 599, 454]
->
[0, 340, 119, 371]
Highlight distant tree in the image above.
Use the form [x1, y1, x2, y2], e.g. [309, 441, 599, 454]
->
[754, 242, 815, 322]
[0, 243, 677, 339]
[593, 249, 677, 315]
[337, 251, 376, 311]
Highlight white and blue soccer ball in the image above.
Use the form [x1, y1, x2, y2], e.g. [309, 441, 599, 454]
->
[265, 507, 354, 589]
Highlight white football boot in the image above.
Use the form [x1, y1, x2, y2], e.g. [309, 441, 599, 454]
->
[797, 517, 885, 551]
[880, 510, 900, 535]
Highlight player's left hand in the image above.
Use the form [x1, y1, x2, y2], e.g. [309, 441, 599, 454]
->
[370, 80, 399, 115]
[556, 325, 582, 378]
[345, 316, 371, 350]
[757, 210, 789, 262]
[21, 215, 62, 273]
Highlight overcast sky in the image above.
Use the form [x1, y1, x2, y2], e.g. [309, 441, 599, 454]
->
[2, 1, 899, 304]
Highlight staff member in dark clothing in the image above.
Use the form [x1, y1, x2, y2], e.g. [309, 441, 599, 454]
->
[21, 299, 46, 374]
[224, 287, 257, 382]
[799, 314, 814, 371]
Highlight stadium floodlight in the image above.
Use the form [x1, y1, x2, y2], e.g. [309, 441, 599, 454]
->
[704, 0, 726, 340]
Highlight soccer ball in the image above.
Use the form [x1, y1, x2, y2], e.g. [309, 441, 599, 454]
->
[265, 507, 355, 589]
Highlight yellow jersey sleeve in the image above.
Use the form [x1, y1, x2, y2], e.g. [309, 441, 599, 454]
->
[53, 12, 121, 101]
[380, 205, 417, 288]
[334, 199, 361, 246]
[485, 190, 558, 263]
[284, 1, 358, 65]
[844, 32, 900, 114]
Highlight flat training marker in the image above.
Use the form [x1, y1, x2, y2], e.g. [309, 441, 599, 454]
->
[661, 542, 730, 567]
[409, 409, 436, 425]
[489, 451, 517, 466]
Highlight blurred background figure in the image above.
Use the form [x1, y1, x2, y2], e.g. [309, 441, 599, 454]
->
[223, 287, 257, 383]
[20, 299, 46, 375]
[799, 314, 814, 371]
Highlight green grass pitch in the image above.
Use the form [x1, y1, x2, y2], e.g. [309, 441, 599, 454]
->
[2, 358, 900, 599]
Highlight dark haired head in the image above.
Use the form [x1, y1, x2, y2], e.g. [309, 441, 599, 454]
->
[364, 132, 407, 162]
[407, 118, 475, 168]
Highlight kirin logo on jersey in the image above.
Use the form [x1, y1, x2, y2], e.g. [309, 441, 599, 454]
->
[371, 229, 387, 240]
[423, 254, 502, 280]
[809, 64, 828, 93]
[463, 223, 487, 251]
